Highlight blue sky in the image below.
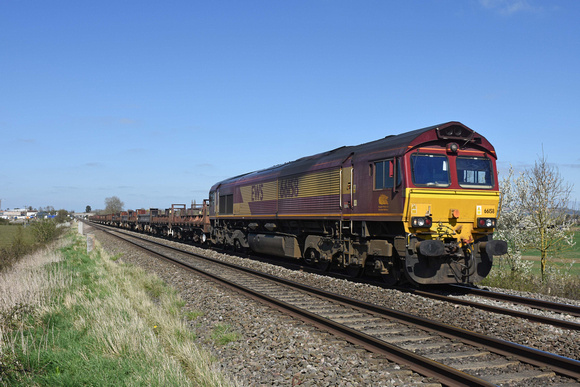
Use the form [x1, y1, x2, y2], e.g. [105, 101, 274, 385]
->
[1, 0, 579, 212]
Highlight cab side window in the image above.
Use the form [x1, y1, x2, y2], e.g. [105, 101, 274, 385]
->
[374, 159, 401, 190]
[218, 194, 233, 214]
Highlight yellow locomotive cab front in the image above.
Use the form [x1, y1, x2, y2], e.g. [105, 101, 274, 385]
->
[399, 141, 507, 284]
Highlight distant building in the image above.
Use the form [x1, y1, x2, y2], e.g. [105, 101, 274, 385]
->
[2, 209, 38, 220]
[1, 208, 27, 220]
[73, 212, 95, 219]
[36, 212, 55, 219]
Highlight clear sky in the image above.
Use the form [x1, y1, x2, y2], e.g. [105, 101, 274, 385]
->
[1, 0, 579, 212]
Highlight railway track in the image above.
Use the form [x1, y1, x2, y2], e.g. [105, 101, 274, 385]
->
[212, 241, 580, 332]
[396, 286, 580, 331]
[185, 234, 580, 332]
[90, 223, 580, 386]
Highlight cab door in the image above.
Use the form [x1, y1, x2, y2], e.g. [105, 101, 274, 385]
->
[371, 157, 404, 217]
[340, 154, 355, 217]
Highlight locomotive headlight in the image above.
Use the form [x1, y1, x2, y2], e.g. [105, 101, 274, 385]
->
[477, 218, 496, 228]
[446, 142, 459, 153]
[411, 216, 432, 228]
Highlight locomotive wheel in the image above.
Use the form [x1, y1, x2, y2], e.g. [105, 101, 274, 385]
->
[305, 248, 330, 272]
[346, 264, 363, 278]
[380, 259, 401, 287]
[316, 260, 330, 272]
[233, 239, 245, 254]
[381, 270, 400, 287]
[304, 248, 317, 265]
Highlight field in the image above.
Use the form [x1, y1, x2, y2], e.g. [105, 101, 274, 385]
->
[518, 257, 580, 277]
[0, 224, 35, 248]
[519, 231, 580, 276]
[521, 230, 580, 259]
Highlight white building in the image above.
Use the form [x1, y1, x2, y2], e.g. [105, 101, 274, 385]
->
[0, 208, 38, 220]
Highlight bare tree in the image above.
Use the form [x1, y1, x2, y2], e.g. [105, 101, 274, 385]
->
[55, 209, 69, 223]
[496, 167, 533, 274]
[521, 153, 575, 280]
[104, 196, 124, 214]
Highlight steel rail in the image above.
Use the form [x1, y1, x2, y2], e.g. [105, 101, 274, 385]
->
[449, 284, 580, 317]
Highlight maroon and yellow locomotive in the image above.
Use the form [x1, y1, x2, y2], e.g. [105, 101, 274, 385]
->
[208, 121, 506, 285]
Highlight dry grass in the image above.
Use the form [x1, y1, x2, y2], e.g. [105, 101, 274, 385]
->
[0, 239, 72, 384]
[0, 239, 71, 323]
[77, 245, 235, 386]
[1, 230, 236, 386]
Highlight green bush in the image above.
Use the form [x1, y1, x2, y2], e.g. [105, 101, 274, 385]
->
[29, 220, 61, 244]
[0, 221, 65, 272]
[0, 228, 31, 271]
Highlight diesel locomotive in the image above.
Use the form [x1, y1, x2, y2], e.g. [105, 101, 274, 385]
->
[92, 121, 507, 285]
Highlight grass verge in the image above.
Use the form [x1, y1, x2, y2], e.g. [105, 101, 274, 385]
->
[481, 259, 580, 300]
[1, 228, 235, 386]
